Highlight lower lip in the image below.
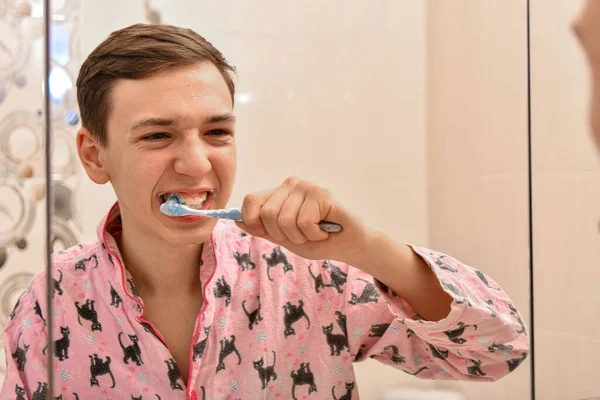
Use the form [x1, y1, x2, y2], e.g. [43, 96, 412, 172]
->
[159, 193, 214, 222]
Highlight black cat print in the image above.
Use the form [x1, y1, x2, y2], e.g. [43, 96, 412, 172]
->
[0, 214, 528, 398]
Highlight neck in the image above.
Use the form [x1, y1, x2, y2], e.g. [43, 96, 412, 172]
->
[115, 214, 205, 297]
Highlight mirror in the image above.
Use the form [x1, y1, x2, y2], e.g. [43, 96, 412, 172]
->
[531, 0, 600, 399]
[0, 1, 538, 399]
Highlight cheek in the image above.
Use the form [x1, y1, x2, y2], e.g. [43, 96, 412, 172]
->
[213, 148, 237, 179]
[211, 149, 236, 205]
[117, 153, 169, 197]
[130, 157, 161, 179]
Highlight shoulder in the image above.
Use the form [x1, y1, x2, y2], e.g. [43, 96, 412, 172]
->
[3, 270, 45, 338]
[4, 241, 100, 330]
[52, 241, 101, 267]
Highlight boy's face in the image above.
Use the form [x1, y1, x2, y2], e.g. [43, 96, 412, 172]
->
[81, 62, 237, 245]
[574, 0, 600, 150]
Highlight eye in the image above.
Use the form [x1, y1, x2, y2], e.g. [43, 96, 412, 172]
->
[206, 129, 230, 137]
[143, 132, 169, 141]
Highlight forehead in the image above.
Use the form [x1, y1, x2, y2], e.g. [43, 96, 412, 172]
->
[108, 62, 233, 128]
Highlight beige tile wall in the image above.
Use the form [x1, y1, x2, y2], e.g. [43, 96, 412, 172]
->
[530, 1, 600, 399]
[425, 1, 532, 399]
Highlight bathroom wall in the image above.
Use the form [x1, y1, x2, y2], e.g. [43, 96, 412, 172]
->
[530, 1, 600, 399]
[424, 1, 532, 399]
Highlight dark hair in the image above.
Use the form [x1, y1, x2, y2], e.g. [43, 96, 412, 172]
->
[76, 23, 236, 146]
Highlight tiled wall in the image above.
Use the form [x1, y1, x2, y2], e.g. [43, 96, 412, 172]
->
[425, 2, 532, 399]
[530, 1, 600, 399]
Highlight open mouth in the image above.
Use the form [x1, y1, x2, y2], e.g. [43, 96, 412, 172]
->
[159, 191, 212, 210]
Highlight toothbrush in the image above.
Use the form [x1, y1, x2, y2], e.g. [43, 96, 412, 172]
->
[160, 195, 342, 233]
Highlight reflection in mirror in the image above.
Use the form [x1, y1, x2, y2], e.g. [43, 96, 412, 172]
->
[532, 0, 600, 399]
[0, 1, 533, 399]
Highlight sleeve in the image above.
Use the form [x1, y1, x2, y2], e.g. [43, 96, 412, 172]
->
[0, 277, 49, 400]
[326, 245, 530, 382]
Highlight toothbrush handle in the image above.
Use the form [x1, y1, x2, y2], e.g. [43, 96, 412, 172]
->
[224, 208, 342, 233]
[318, 221, 343, 233]
[212, 208, 243, 221]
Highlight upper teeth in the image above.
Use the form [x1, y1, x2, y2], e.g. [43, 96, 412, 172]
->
[163, 192, 208, 208]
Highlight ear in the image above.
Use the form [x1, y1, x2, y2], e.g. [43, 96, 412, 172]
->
[76, 128, 110, 184]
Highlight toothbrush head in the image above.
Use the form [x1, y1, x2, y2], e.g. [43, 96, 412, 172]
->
[168, 193, 183, 204]
[160, 200, 189, 217]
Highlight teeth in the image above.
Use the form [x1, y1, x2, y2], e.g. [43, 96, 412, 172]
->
[163, 192, 209, 209]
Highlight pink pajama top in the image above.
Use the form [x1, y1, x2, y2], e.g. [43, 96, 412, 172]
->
[1, 204, 529, 399]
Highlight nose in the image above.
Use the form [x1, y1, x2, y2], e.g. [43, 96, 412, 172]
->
[173, 137, 212, 177]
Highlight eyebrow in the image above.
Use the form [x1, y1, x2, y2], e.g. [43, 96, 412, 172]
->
[205, 113, 236, 124]
[129, 113, 236, 131]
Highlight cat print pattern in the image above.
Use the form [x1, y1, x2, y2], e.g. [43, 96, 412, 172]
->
[0, 209, 529, 398]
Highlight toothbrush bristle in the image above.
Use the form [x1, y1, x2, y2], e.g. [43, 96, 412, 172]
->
[160, 201, 187, 217]
[168, 194, 182, 204]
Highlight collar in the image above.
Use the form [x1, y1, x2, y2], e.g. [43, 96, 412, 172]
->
[96, 202, 143, 315]
[95, 202, 221, 318]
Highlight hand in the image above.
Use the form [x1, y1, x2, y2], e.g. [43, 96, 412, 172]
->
[235, 177, 373, 263]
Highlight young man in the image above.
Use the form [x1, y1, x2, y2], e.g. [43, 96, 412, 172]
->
[573, 0, 600, 150]
[2, 24, 529, 399]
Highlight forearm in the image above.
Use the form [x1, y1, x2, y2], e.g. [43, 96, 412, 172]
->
[348, 230, 452, 321]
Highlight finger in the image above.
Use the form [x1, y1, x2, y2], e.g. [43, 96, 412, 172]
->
[260, 177, 298, 241]
[297, 187, 330, 241]
[241, 189, 274, 236]
[278, 188, 309, 244]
